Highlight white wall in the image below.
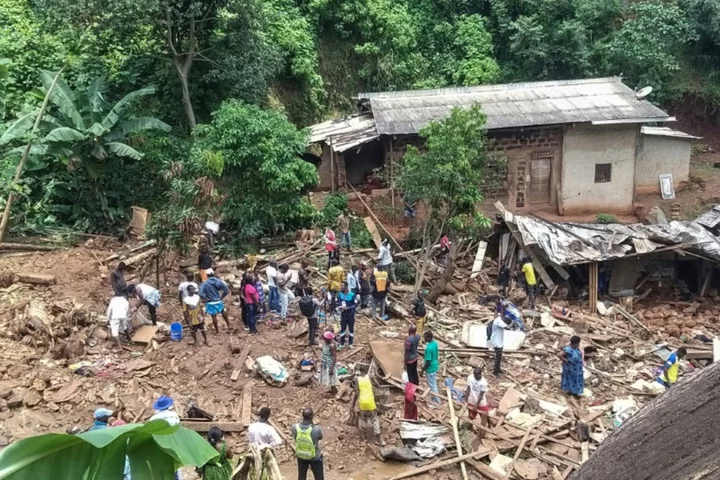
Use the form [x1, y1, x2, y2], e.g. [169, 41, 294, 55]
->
[636, 135, 692, 193]
[560, 125, 638, 214]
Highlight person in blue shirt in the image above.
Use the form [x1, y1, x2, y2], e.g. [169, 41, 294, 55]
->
[336, 282, 358, 350]
[88, 407, 113, 431]
[199, 268, 231, 333]
[496, 299, 526, 332]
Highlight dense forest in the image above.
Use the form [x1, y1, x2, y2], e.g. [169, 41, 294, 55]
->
[0, 0, 719, 245]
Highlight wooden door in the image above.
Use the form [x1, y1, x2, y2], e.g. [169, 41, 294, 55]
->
[529, 157, 551, 204]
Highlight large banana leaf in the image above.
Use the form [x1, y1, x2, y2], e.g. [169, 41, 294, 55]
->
[120, 117, 171, 135]
[101, 86, 156, 131]
[6, 144, 73, 157]
[0, 112, 35, 145]
[44, 127, 86, 143]
[106, 141, 144, 160]
[0, 420, 219, 480]
[39, 70, 84, 130]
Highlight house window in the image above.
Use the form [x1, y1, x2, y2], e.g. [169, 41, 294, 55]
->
[594, 163, 612, 183]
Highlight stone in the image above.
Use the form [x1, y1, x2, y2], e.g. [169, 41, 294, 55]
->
[31, 378, 47, 392]
[0, 436, 8, 447]
[23, 390, 42, 407]
[0, 388, 12, 399]
[46, 402, 59, 412]
[7, 395, 22, 409]
[93, 328, 109, 340]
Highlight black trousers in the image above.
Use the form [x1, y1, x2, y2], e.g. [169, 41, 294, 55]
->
[307, 316, 318, 344]
[406, 361, 419, 385]
[494, 347, 503, 374]
[297, 457, 324, 480]
[143, 300, 157, 325]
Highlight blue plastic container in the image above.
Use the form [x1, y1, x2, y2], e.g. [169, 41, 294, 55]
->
[170, 322, 183, 341]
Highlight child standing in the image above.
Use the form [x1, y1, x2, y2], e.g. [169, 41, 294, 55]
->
[184, 285, 209, 346]
[253, 271, 266, 323]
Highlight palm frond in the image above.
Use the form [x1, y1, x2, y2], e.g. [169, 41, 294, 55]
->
[120, 117, 171, 135]
[44, 127, 86, 143]
[7, 144, 73, 157]
[101, 86, 156, 131]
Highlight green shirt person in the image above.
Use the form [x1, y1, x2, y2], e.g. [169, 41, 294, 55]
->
[421, 331, 440, 404]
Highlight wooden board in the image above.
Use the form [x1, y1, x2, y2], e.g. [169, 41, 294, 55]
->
[470, 241, 488, 280]
[231, 344, 252, 381]
[363, 217, 382, 249]
[369, 340, 405, 380]
[14, 273, 56, 285]
[241, 381, 254, 426]
[131, 325, 159, 344]
[182, 421, 244, 433]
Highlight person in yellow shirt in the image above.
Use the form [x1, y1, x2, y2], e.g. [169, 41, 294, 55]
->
[327, 259, 345, 313]
[520, 258, 537, 309]
[352, 374, 384, 446]
[657, 347, 686, 389]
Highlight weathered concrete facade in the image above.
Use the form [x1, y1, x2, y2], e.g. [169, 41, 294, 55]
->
[561, 125, 638, 215]
[636, 135, 692, 193]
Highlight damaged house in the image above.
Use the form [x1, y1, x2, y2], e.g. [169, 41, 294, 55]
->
[309, 77, 699, 215]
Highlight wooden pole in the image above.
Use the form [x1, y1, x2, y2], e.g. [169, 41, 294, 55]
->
[388, 449, 491, 480]
[347, 182, 404, 252]
[589, 262, 598, 313]
[155, 253, 160, 288]
[504, 427, 532, 479]
[329, 137, 335, 193]
[0, 68, 65, 242]
[447, 388, 469, 480]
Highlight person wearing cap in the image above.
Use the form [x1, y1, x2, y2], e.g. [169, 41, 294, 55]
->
[89, 407, 113, 431]
[150, 395, 180, 426]
[199, 269, 231, 333]
[134, 283, 162, 326]
[319, 331, 339, 395]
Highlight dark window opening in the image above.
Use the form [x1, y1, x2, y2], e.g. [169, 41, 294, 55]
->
[594, 163, 612, 183]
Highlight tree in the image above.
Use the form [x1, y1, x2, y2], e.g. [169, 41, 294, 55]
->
[0, 420, 218, 479]
[602, 1, 698, 95]
[397, 106, 491, 301]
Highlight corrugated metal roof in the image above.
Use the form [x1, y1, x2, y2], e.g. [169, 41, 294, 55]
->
[308, 114, 379, 153]
[641, 127, 701, 140]
[359, 77, 673, 135]
[696, 205, 720, 229]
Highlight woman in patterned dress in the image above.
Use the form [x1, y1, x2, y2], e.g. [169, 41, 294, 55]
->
[319, 330, 339, 395]
[558, 335, 584, 398]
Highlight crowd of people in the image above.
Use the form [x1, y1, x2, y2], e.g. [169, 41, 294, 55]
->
[99, 214, 688, 480]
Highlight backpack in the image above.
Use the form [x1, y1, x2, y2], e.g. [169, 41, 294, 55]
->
[295, 424, 316, 460]
[374, 270, 388, 293]
[299, 296, 316, 317]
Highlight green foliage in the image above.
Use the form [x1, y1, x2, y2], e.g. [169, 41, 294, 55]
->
[0, 420, 218, 479]
[596, 212, 618, 224]
[394, 260, 416, 284]
[602, 1, 698, 96]
[318, 193, 348, 226]
[349, 217, 374, 249]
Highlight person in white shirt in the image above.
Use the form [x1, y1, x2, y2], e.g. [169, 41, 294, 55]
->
[377, 239, 396, 282]
[464, 367, 489, 425]
[149, 395, 180, 426]
[248, 407, 283, 450]
[107, 294, 131, 350]
[490, 316, 512, 377]
[177, 271, 198, 305]
[266, 260, 279, 313]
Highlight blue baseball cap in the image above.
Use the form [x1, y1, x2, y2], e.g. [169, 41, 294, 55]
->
[94, 407, 113, 419]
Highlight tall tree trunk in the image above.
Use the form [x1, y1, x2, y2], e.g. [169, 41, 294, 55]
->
[426, 239, 462, 303]
[0, 68, 64, 242]
[177, 70, 196, 131]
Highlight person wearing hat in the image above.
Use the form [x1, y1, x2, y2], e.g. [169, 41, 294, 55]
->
[150, 395, 180, 426]
[89, 407, 113, 431]
[319, 331, 339, 395]
[199, 269, 231, 333]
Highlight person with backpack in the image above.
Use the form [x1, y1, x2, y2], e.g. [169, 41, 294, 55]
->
[299, 287, 322, 345]
[358, 264, 370, 309]
[370, 267, 390, 321]
[336, 282, 358, 350]
[292, 408, 324, 480]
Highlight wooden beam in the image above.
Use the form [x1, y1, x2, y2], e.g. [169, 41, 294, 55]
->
[589, 262, 598, 313]
[363, 217, 383, 249]
[241, 380, 254, 426]
[504, 427, 532, 479]
[348, 182, 403, 252]
[231, 344, 252, 381]
[470, 241, 488, 280]
[182, 421, 244, 433]
[446, 388, 469, 480]
[388, 449, 491, 480]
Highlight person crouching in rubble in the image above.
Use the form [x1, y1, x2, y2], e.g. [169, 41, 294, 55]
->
[496, 299, 526, 332]
[351, 369, 385, 446]
[107, 289, 132, 351]
[319, 331, 339, 396]
[133, 283, 161, 325]
[88, 407, 113, 431]
[657, 347, 687, 389]
[558, 335, 584, 398]
[200, 426, 234, 480]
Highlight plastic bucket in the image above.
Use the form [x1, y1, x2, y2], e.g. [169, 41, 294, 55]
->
[170, 322, 183, 341]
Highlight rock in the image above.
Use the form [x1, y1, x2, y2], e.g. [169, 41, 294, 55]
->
[0, 388, 12, 399]
[645, 206, 668, 225]
[0, 436, 8, 447]
[7, 394, 22, 409]
[31, 378, 47, 392]
[23, 390, 42, 407]
[93, 328, 108, 340]
[46, 402, 59, 412]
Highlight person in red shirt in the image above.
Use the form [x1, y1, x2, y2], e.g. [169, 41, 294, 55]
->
[243, 273, 261, 335]
[324, 228, 338, 266]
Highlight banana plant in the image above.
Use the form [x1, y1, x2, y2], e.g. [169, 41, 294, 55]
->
[0, 70, 171, 179]
[0, 420, 219, 480]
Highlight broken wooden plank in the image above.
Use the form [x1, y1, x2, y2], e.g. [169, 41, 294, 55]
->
[131, 325, 159, 344]
[363, 217, 382, 249]
[447, 387, 469, 480]
[124, 248, 158, 267]
[241, 381, 254, 426]
[182, 421, 244, 433]
[612, 304, 651, 334]
[348, 183, 403, 252]
[388, 449, 492, 480]
[504, 427, 533, 479]
[14, 273, 56, 285]
[466, 458, 504, 480]
[231, 344, 252, 381]
[104, 240, 157, 263]
[0, 242, 58, 251]
[683, 349, 715, 360]
[470, 241, 488, 280]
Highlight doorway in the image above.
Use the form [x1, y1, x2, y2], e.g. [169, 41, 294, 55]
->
[529, 157, 551, 204]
